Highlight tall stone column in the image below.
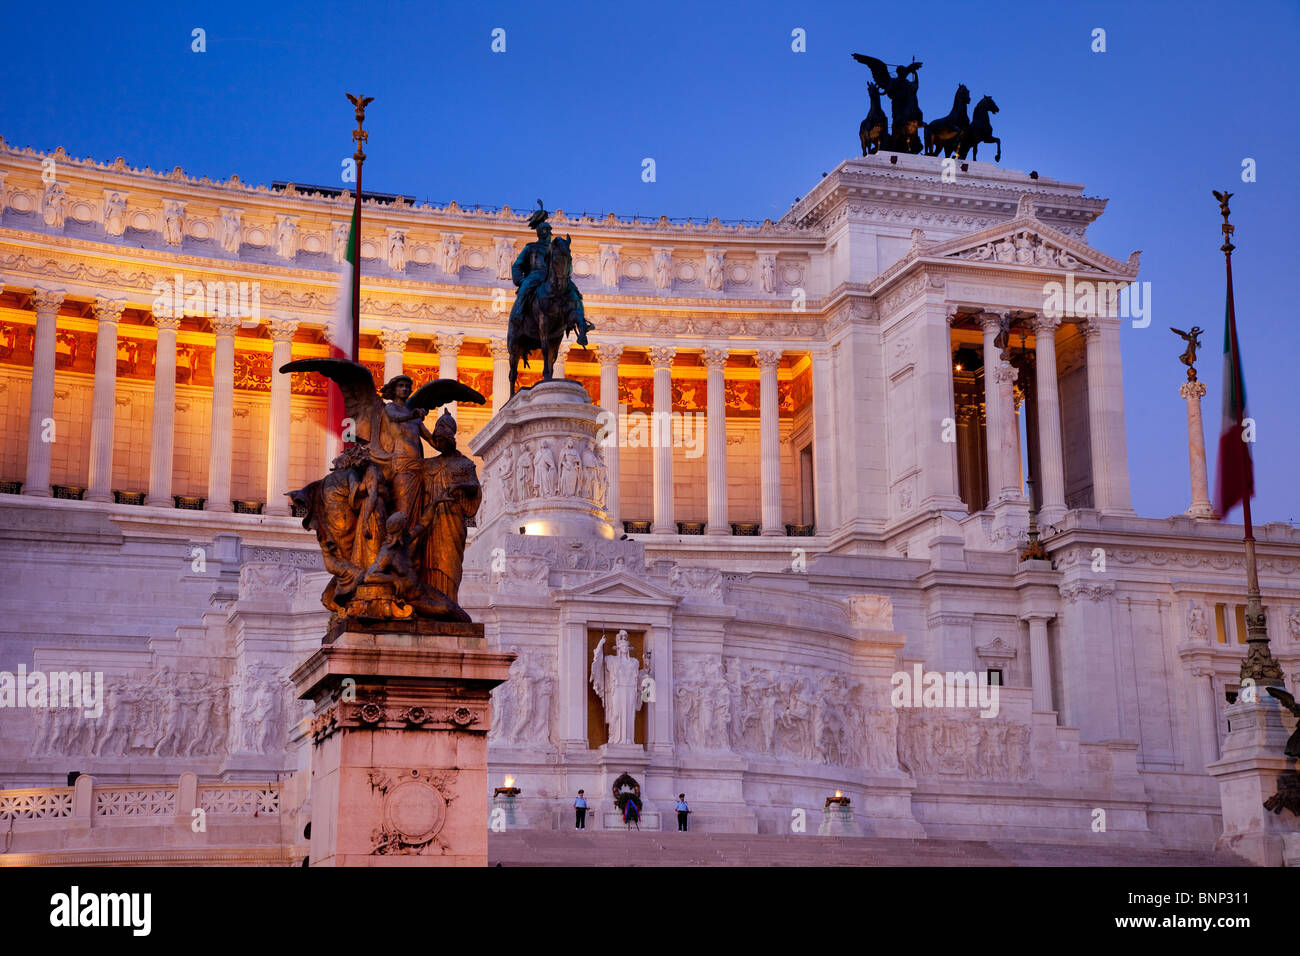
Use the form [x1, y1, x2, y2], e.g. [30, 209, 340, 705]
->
[703, 347, 729, 535]
[146, 315, 182, 507]
[436, 332, 462, 419]
[1180, 379, 1214, 518]
[648, 346, 675, 534]
[994, 357, 1022, 500]
[264, 318, 298, 516]
[1187, 661, 1220, 766]
[757, 348, 782, 534]
[1030, 315, 1067, 523]
[596, 344, 624, 530]
[810, 348, 836, 533]
[557, 621, 589, 751]
[488, 337, 510, 413]
[378, 327, 409, 385]
[978, 313, 1005, 501]
[916, 302, 964, 511]
[205, 316, 240, 511]
[1024, 613, 1055, 712]
[23, 287, 64, 497]
[86, 296, 124, 502]
[1083, 321, 1111, 512]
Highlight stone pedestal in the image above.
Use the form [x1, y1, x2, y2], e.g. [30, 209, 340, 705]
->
[597, 745, 661, 830]
[492, 792, 526, 830]
[1206, 694, 1300, 867]
[292, 624, 513, 866]
[469, 379, 614, 546]
[818, 802, 863, 837]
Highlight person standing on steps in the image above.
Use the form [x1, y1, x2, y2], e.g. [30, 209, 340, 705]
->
[676, 793, 690, 832]
[574, 789, 587, 830]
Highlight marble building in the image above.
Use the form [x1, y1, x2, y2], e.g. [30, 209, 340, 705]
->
[1, 137, 1298, 862]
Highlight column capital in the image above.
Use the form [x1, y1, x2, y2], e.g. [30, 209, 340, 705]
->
[701, 347, 729, 370]
[153, 313, 182, 333]
[1180, 380, 1208, 401]
[92, 296, 125, 325]
[211, 315, 242, 338]
[268, 317, 300, 344]
[1028, 313, 1060, 335]
[755, 348, 782, 371]
[31, 287, 65, 316]
[487, 336, 510, 361]
[1081, 318, 1107, 339]
[977, 311, 1002, 332]
[1019, 611, 1056, 624]
[595, 343, 624, 366]
[435, 331, 464, 355]
[993, 360, 1018, 385]
[377, 327, 411, 352]
[647, 345, 676, 369]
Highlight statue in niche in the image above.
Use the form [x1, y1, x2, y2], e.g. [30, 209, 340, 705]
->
[590, 630, 646, 746]
[281, 357, 485, 626]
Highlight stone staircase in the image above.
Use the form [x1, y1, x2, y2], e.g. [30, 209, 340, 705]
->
[489, 830, 1251, 867]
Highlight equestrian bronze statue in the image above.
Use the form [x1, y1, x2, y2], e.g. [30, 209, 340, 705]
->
[507, 200, 595, 395]
[852, 54, 925, 154]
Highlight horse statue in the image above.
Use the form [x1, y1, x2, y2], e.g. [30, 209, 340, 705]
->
[924, 83, 970, 157]
[957, 95, 1000, 162]
[859, 83, 888, 155]
[508, 233, 577, 395]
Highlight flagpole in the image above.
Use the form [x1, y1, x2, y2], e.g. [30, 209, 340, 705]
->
[1217, 192, 1283, 688]
[348, 94, 372, 364]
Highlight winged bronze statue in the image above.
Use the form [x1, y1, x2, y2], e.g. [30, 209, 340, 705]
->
[851, 53, 925, 153]
[280, 356, 486, 627]
[1170, 326, 1203, 379]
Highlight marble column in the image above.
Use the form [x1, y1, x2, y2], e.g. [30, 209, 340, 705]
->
[264, 318, 298, 516]
[1180, 379, 1214, 518]
[978, 313, 1005, 502]
[757, 348, 783, 535]
[1083, 321, 1111, 512]
[488, 337, 510, 413]
[558, 620, 589, 751]
[377, 327, 409, 385]
[702, 347, 729, 535]
[648, 346, 675, 534]
[436, 332, 462, 420]
[1188, 661, 1220, 766]
[596, 344, 624, 530]
[916, 302, 964, 510]
[86, 296, 125, 502]
[1024, 613, 1055, 712]
[1030, 315, 1067, 524]
[205, 316, 240, 511]
[146, 315, 182, 507]
[23, 287, 64, 497]
[810, 349, 836, 533]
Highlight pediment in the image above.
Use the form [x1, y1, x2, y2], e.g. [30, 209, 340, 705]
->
[925, 204, 1139, 278]
[561, 570, 682, 606]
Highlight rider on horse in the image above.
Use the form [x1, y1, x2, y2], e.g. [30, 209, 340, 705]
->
[509, 201, 594, 347]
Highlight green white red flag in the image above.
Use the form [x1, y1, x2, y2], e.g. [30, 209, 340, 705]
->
[1214, 268, 1253, 519]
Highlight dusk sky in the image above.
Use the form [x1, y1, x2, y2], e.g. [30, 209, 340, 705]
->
[4, 0, 1297, 523]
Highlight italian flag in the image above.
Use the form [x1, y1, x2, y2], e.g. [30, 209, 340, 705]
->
[1214, 271, 1253, 519]
[326, 205, 359, 449]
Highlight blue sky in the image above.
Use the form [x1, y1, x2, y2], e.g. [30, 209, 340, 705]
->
[3, 0, 1297, 523]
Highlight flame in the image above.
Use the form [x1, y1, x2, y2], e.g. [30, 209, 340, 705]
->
[504, 776, 515, 788]
[834, 790, 842, 798]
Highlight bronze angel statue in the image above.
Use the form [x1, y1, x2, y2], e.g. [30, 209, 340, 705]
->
[281, 356, 486, 625]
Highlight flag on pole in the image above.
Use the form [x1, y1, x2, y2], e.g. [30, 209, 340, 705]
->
[324, 203, 359, 456]
[1214, 271, 1253, 519]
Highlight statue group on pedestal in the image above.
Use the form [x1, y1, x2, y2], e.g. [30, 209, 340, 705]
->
[853, 53, 1001, 161]
[282, 360, 486, 624]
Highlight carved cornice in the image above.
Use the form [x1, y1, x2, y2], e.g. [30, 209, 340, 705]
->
[1059, 582, 1115, 604]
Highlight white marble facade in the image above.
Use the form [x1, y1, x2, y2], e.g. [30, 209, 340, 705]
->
[0, 143, 1298, 853]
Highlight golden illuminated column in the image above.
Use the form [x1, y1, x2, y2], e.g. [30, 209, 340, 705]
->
[649, 345, 676, 534]
[264, 318, 298, 516]
[1030, 315, 1067, 524]
[596, 344, 624, 529]
[146, 314, 182, 507]
[757, 348, 782, 534]
[436, 332, 462, 419]
[205, 316, 241, 512]
[978, 312, 1006, 500]
[488, 337, 510, 413]
[23, 286, 64, 497]
[86, 296, 125, 502]
[703, 347, 729, 535]
[378, 327, 409, 383]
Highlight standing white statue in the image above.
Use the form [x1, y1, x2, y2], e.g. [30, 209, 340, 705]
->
[590, 630, 646, 746]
